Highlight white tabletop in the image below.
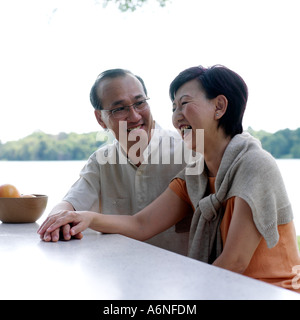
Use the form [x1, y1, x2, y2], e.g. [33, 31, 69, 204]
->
[0, 222, 299, 300]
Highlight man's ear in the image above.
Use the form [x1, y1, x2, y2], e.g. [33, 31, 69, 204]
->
[94, 110, 107, 129]
[214, 95, 228, 119]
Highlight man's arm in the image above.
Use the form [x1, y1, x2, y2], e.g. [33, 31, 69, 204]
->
[48, 201, 75, 215]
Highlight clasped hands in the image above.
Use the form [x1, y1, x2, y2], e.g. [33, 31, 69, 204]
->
[37, 210, 93, 242]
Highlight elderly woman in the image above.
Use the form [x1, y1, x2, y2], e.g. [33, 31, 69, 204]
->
[38, 65, 300, 292]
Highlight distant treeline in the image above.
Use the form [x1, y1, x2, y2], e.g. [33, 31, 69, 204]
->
[0, 131, 111, 161]
[247, 127, 300, 159]
[0, 127, 300, 161]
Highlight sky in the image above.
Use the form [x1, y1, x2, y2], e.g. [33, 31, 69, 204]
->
[0, 0, 299, 143]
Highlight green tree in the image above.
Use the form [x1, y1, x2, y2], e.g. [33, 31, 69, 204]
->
[0, 131, 108, 161]
[102, 0, 170, 12]
[1, 127, 300, 161]
[248, 126, 300, 159]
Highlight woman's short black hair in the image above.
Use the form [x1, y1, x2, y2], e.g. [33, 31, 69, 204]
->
[90, 68, 148, 110]
[169, 65, 248, 137]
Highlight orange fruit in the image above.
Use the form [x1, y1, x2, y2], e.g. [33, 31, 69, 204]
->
[0, 184, 21, 198]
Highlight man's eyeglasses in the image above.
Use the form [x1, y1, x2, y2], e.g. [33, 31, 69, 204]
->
[101, 98, 150, 119]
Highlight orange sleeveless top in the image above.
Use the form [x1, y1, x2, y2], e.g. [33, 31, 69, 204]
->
[169, 177, 300, 293]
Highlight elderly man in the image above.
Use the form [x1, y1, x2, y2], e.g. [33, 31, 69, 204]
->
[40, 68, 192, 255]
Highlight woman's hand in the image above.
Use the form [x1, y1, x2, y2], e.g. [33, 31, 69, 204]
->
[37, 210, 94, 242]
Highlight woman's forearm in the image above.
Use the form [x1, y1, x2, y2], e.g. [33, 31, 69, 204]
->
[89, 187, 192, 241]
[89, 212, 146, 240]
[38, 188, 190, 243]
[38, 210, 147, 241]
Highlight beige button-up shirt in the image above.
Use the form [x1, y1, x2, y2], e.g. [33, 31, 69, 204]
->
[63, 123, 192, 255]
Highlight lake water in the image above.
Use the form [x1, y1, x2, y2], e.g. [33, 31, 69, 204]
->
[0, 159, 300, 234]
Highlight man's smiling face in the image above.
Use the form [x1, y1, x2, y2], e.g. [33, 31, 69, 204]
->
[94, 74, 154, 155]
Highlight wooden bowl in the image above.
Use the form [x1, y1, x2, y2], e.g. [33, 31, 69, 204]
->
[0, 195, 48, 223]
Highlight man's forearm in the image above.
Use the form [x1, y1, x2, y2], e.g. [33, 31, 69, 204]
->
[48, 200, 75, 216]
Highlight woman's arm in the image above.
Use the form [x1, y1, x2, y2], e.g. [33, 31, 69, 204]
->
[212, 197, 262, 273]
[38, 188, 192, 242]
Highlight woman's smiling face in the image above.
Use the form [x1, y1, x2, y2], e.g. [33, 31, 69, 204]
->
[172, 79, 216, 150]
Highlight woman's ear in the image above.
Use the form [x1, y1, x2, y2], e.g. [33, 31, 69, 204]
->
[215, 95, 228, 119]
[94, 110, 107, 129]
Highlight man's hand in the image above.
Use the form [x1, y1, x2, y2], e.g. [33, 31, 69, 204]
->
[37, 210, 93, 242]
